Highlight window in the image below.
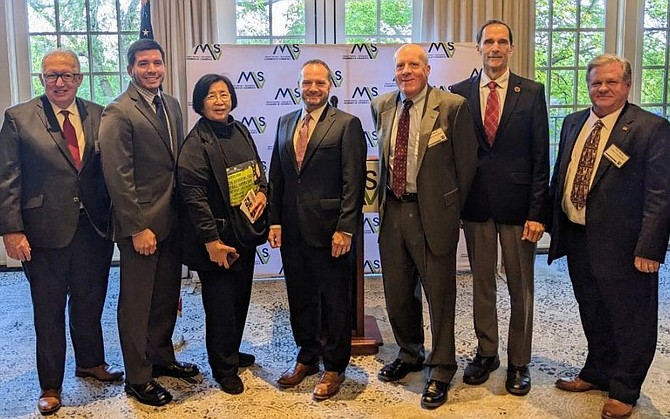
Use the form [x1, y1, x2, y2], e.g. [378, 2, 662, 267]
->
[27, 0, 140, 105]
[235, 0, 307, 44]
[640, 0, 670, 118]
[535, 0, 607, 163]
[342, 0, 412, 44]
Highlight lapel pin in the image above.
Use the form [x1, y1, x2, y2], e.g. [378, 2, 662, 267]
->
[622, 126, 629, 132]
[514, 86, 521, 93]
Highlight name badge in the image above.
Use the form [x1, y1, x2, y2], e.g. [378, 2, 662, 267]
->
[428, 128, 447, 147]
[603, 144, 630, 168]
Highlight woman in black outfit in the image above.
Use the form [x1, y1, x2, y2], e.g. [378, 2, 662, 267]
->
[177, 74, 268, 394]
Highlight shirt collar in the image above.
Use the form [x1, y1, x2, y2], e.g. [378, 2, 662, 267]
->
[588, 103, 626, 130]
[302, 102, 328, 122]
[132, 81, 161, 103]
[47, 98, 78, 118]
[399, 84, 428, 107]
[480, 68, 510, 90]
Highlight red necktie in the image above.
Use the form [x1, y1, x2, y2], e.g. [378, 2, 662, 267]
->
[61, 110, 81, 170]
[391, 99, 413, 199]
[295, 113, 311, 171]
[484, 81, 500, 146]
[570, 120, 604, 210]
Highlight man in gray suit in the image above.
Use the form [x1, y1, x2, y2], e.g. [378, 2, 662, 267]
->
[268, 59, 366, 400]
[100, 39, 198, 407]
[0, 49, 121, 415]
[371, 44, 478, 409]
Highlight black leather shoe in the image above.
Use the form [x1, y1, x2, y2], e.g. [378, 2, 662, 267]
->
[421, 379, 448, 409]
[506, 364, 531, 396]
[124, 380, 173, 406]
[463, 354, 500, 385]
[378, 357, 424, 382]
[216, 375, 244, 395]
[152, 361, 200, 379]
[239, 352, 255, 368]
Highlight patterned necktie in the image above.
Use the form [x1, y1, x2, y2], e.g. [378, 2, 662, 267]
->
[483, 81, 500, 146]
[570, 120, 604, 210]
[391, 99, 413, 199]
[60, 110, 81, 170]
[295, 113, 312, 171]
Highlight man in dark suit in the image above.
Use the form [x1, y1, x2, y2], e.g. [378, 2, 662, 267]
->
[99, 39, 198, 407]
[268, 59, 366, 400]
[0, 49, 121, 415]
[450, 20, 549, 396]
[372, 44, 478, 409]
[548, 54, 670, 419]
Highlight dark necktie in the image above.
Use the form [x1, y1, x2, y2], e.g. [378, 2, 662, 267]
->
[570, 120, 604, 210]
[153, 95, 168, 130]
[295, 113, 312, 171]
[60, 110, 81, 170]
[391, 99, 413, 199]
[484, 81, 500, 146]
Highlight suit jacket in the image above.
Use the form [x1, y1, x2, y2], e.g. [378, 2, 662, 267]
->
[268, 104, 366, 247]
[450, 72, 550, 225]
[99, 84, 184, 241]
[547, 103, 670, 274]
[0, 96, 111, 248]
[371, 86, 478, 256]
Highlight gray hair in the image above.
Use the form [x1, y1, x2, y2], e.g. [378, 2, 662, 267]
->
[586, 54, 632, 84]
[41, 49, 81, 72]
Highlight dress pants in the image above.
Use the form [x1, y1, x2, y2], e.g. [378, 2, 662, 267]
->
[564, 220, 658, 405]
[198, 250, 254, 380]
[280, 239, 352, 373]
[463, 220, 535, 366]
[23, 213, 114, 390]
[117, 231, 182, 384]
[379, 197, 458, 383]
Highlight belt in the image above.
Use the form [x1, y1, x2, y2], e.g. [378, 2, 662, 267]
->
[388, 188, 418, 202]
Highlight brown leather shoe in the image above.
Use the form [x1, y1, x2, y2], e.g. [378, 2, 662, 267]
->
[555, 377, 600, 392]
[277, 362, 320, 388]
[313, 371, 345, 401]
[76, 363, 124, 382]
[37, 389, 61, 415]
[601, 398, 633, 418]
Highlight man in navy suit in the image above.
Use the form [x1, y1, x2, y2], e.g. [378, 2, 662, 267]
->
[0, 49, 121, 415]
[268, 59, 366, 400]
[450, 20, 549, 396]
[548, 54, 670, 419]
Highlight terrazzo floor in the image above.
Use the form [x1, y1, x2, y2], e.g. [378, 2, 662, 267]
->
[0, 254, 669, 418]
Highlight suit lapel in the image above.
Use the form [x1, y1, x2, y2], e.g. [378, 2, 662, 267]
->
[301, 105, 335, 169]
[591, 104, 634, 190]
[76, 98, 94, 168]
[37, 95, 80, 171]
[497, 73, 523, 140]
[282, 109, 301, 173]
[468, 74, 487, 147]
[380, 93, 399, 163]
[557, 110, 589, 192]
[128, 85, 174, 158]
[416, 87, 439, 169]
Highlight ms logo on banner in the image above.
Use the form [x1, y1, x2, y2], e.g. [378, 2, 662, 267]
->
[364, 130, 378, 148]
[363, 215, 380, 235]
[255, 247, 271, 265]
[240, 116, 267, 135]
[364, 259, 381, 274]
[427, 42, 455, 59]
[266, 88, 302, 107]
[192, 44, 222, 60]
[265, 44, 301, 61]
[344, 86, 378, 105]
[235, 72, 265, 89]
[330, 70, 343, 87]
[343, 44, 378, 60]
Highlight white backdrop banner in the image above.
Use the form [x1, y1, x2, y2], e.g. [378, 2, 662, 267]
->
[186, 43, 481, 277]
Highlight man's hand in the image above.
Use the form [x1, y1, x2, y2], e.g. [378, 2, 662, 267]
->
[521, 220, 545, 243]
[205, 240, 238, 269]
[3, 232, 31, 261]
[331, 231, 352, 258]
[268, 226, 282, 248]
[132, 228, 157, 256]
[635, 256, 660, 273]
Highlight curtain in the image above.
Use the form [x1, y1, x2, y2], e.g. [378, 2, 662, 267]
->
[152, 0, 219, 119]
[419, 0, 535, 78]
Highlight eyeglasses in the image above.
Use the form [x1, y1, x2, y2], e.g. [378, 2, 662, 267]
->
[42, 72, 81, 83]
[205, 93, 230, 102]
